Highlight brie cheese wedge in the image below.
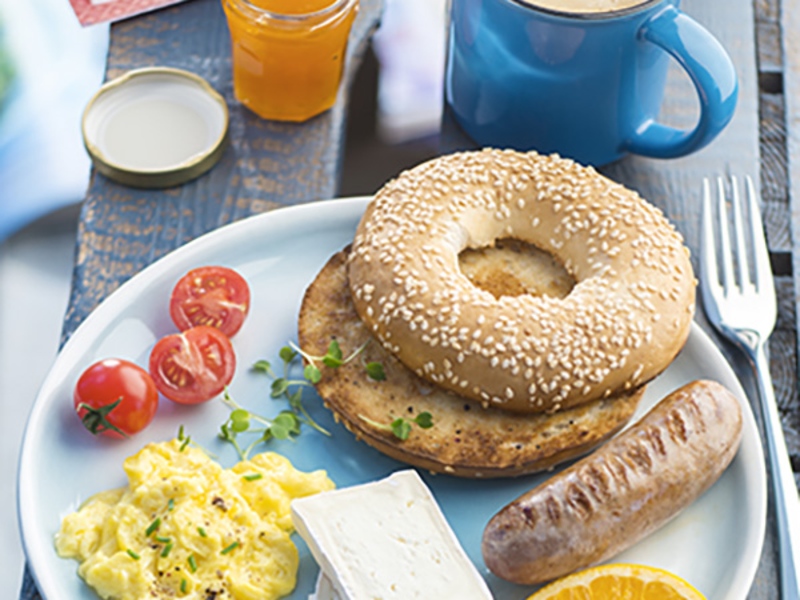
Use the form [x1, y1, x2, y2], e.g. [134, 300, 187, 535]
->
[292, 469, 493, 599]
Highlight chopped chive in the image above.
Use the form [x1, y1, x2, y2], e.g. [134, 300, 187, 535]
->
[155, 535, 171, 544]
[178, 425, 185, 440]
[126, 549, 140, 560]
[197, 527, 207, 537]
[180, 578, 187, 593]
[161, 541, 173, 558]
[146, 518, 161, 536]
[179, 436, 191, 452]
[168, 498, 175, 511]
[220, 541, 239, 555]
[188, 555, 197, 573]
[242, 473, 262, 481]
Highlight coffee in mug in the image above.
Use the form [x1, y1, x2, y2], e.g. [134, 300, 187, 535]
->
[445, 0, 738, 165]
[517, 0, 651, 14]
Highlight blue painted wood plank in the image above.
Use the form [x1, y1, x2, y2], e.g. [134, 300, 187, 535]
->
[60, 0, 381, 343]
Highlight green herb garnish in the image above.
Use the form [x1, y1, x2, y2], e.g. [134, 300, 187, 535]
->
[180, 578, 187, 593]
[291, 339, 385, 382]
[161, 541, 173, 558]
[167, 498, 175, 511]
[365, 362, 386, 381]
[218, 391, 303, 460]
[126, 549, 140, 560]
[243, 473, 263, 481]
[197, 527, 207, 538]
[188, 554, 197, 572]
[221, 541, 239, 555]
[155, 535, 171, 544]
[145, 518, 161, 537]
[176, 426, 215, 457]
[218, 341, 384, 459]
[359, 412, 434, 441]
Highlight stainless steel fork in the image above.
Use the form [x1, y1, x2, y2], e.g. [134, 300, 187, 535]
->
[700, 175, 800, 599]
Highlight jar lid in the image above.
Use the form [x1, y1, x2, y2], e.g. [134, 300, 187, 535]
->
[82, 67, 229, 189]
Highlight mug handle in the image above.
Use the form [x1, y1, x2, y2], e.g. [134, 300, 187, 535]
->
[624, 5, 738, 159]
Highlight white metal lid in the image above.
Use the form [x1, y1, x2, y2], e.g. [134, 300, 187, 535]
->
[82, 67, 228, 188]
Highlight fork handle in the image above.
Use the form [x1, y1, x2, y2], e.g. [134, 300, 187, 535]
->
[753, 344, 800, 599]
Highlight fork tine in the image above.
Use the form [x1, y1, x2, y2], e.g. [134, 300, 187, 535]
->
[730, 176, 752, 292]
[746, 175, 773, 296]
[716, 177, 735, 294]
[700, 178, 722, 298]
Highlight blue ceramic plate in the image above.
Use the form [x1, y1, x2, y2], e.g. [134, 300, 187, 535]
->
[18, 197, 766, 600]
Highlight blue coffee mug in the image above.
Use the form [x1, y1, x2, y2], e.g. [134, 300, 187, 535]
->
[445, 0, 738, 166]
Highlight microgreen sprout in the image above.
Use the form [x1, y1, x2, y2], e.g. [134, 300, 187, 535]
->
[218, 390, 302, 460]
[288, 339, 385, 383]
[217, 340, 385, 459]
[365, 362, 386, 381]
[359, 412, 434, 441]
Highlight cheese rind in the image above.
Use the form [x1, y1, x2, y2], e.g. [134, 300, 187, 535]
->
[308, 573, 341, 600]
[292, 470, 493, 599]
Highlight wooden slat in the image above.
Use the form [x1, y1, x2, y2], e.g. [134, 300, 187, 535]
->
[773, 277, 800, 454]
[754, 0, 791, 254]
[755, 0, 782, 73]
[760, 92, 791, 252]
[784, 0, 800, 379]
[59, 0, 382, 343]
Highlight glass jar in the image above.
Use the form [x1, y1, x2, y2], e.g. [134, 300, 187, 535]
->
[222, 0, 359, 122]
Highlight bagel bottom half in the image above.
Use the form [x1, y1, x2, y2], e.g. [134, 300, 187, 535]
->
[297, 248, 645, 478]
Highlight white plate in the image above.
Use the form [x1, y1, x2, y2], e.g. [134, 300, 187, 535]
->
[18, 196, 766, 600]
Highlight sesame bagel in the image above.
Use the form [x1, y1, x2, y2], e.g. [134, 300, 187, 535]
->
[348, 149, 695, 414]
[299, 248, 644, 478]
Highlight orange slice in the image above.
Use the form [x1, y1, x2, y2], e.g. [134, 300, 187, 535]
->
[527, 564, 707, 600]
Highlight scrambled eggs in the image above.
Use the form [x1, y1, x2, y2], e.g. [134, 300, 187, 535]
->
[56, 439, 335, 600]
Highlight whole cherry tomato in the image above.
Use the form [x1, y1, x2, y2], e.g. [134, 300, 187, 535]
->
[149, 325, 236, 404]
[169, 266, 250, 338]
[74, 358, 159, 438]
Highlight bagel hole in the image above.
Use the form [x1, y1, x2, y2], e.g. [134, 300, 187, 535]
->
[459, 238, 575, 300]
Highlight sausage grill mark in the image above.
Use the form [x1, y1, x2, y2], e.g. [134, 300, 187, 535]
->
[623, 439, 653, 474]
[645, 425, 667, 458]
[666, 406, 690, 443]
[565, 484, 593, 521]
[583, 463, 613, 504]
[545, 495, 562, 524]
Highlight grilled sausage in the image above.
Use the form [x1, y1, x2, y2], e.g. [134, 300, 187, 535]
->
[481, 380, 743, 585]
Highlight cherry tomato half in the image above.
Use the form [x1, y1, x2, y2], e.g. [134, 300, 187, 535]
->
[169, 266, 250, 338]
[74, 359, 159, 438]
[149, 325, 236, 404]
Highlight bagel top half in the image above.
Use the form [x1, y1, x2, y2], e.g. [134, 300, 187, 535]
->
[347, 149, 695, 414]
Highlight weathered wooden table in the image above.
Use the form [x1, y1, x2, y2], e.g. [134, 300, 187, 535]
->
[17, 0, 800, 598]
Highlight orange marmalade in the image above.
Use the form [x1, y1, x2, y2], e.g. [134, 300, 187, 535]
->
[222, 0, 359, 121]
